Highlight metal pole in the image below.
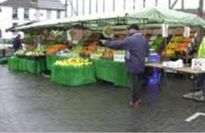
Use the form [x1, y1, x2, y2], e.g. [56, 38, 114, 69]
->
[113, 0, 115, 11]
[143, 0, 146, 8]
[199, 0, 203, 17]
[169, 0, 171, 9]
[123, 0, 126, 11]
[199, 0, 204, 39]
[103, 0, 105, 13]
[76, 0, 78, 16]
[89, 0, 91, 14]
[133, 0, 136, 10]
[65, 0, 68, 18]
[96, 0, 98, 13]
[155, 0, 158, 7]
[82, 0, 85, 15]
[181, 0, 184, 10]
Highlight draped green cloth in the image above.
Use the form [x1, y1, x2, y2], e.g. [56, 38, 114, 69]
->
[51, 65, 96, 86]
[93, 59, 129, 88]
[8, 56, 46, 74]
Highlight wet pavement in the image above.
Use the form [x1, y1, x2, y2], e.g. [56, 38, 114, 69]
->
[0, 64, 205, 132]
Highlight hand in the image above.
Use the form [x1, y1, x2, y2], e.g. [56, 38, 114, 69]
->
[99, 39, 106, 44]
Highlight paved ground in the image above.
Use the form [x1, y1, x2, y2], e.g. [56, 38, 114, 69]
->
[0, 65, 205, 132]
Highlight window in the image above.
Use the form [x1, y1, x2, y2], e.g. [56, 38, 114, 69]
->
[47, 10, 51, 19]
[12, 23, 18, 27]
[57, 10, 61, 19]
[12, 8, 18, 19]
[24, 8, 29, 19]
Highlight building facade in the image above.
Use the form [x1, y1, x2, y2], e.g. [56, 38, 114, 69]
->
[0, 0, 65, 39]
[65, 0, 201, 17]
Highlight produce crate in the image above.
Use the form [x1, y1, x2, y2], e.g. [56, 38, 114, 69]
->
[51, 65, 96, 86]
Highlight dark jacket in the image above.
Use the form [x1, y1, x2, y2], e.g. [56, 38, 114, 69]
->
[13, 37, 22, 50]
[105, 33, 149, 74]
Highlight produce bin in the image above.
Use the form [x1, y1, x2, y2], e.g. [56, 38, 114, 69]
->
[51, 65, 96, 86]
[93, 59, 129, 88]
[8, 56, 20, 70]
[8, 56, 46, 74]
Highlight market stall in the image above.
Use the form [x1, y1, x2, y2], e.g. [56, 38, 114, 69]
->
[8, 8, 205, 88]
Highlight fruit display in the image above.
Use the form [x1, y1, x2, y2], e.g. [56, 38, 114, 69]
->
[14, 49, 27, 57]
[14, 46, 47, 58]
[47, 44, 68, 55]
[25, 49, 45, 57]
[71, 45, 84, 53]
[55, 57, 93, 67]
[162, 34, 195, 57]
[80, 43, 98, 57]
[150, 36, 164, 52]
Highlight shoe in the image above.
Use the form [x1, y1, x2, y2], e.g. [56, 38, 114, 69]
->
[129, 99, 142, 108]
[129, 101, 134, 106]
[133, 100, 142, 109]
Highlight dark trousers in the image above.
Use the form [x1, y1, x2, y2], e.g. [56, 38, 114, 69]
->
[129, 73, 143, 102]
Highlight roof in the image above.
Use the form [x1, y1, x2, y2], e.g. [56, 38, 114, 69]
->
[0, 0, 65, 10]
[38, 0, 65, 10]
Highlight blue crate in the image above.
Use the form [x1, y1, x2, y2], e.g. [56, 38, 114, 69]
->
[148, 54, 161, 62]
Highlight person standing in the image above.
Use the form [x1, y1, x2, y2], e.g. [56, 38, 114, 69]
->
[101, 24, 149, 108]
[13, 34, 22, 52]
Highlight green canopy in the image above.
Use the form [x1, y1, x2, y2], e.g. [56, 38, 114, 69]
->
[128, 8, 205, 28]
[14, 8, 205, 31]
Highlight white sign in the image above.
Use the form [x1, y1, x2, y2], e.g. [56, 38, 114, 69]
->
[162, 23, 169, 38]
[183, 26, 191, 38]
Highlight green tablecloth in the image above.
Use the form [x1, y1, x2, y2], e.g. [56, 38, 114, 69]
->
[8, 56, 46, 74]
[51, 65, 96, 86]
[93, 59, 129, 88]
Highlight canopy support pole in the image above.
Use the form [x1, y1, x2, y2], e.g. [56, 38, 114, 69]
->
[169, 0, 179, 9]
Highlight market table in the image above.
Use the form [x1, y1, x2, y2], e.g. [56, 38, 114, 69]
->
[146, 62, 205, 101]
[46, 56, 130, 88]
[92, 59, 130, 88]
[8, 56, 47, 74]
[51, 64, 96, 86]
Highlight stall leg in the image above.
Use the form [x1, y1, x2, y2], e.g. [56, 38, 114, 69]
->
[162, 69, 167, 87]
[202, 78, 205, 102]
[2, 50, 5, 57]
